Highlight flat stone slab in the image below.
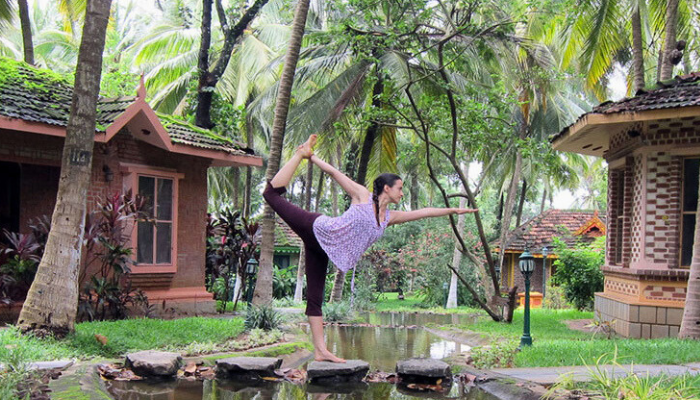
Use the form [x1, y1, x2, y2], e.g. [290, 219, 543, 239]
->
[396, 358, 452, 382]
[125, 351, 182, 378]
[216, 357, 282, 380]
[307, 360, 370, 384]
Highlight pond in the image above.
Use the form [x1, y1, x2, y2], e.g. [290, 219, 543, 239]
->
[106, 378, 500, 399]
[104, 312, 491, 400]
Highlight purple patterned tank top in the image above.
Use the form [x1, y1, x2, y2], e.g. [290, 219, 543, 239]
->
[312, 198, 390, 273]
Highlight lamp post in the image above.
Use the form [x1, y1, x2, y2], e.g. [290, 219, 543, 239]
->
[245, 257, 258, 307]
[541, 246, 549, 297]
[519, 248, 535, 347]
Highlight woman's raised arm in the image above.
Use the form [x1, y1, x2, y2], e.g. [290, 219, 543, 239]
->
[388, 207, 477, 226]
[310, 155, 370, 203]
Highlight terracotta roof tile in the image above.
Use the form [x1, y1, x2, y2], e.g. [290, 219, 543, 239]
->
[553, 73, 700, 143]
[494, 209, 606, 253]
[0, 58, 251, 157]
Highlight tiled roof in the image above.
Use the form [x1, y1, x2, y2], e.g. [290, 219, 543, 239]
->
[495, 209, 607, 253]
[0, 58, 251, 157]
[552, 73, 700, 143]
[274, 218, 302, 248]
[254, 218, 302, 250]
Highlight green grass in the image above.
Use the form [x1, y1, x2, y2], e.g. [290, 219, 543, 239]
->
[518, 338, 700, 367]
[459, 309, 700, 367]
[374, 292, 481, 314]
[0, 317, 245, 362]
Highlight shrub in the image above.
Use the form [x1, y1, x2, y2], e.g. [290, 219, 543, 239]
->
[543, 281, 570, 310]
[273, 265, 297, 299]
[323, 301, 351, 322]
[551, 237, 605, 310]
[244, 304, 283, 331]
[470, 340, 519, 369]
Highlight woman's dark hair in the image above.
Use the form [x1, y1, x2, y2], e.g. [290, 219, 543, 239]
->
[372, 173, 402, 226]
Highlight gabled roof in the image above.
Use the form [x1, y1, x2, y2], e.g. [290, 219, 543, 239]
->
[0, 58, 261, 167]
[494, 209, 606, 255]
[552, 73, 700, 157]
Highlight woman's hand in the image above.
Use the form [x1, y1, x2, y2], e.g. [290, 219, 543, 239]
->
[453, 208, 478, 214]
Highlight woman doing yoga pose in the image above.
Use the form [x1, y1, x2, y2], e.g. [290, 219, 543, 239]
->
[263, 135, 477, 363]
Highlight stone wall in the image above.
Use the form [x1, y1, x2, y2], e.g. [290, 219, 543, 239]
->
[596, 294, 683, 338]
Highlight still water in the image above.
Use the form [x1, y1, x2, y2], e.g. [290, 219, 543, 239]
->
[106, 378, 500, 399]
[105, 312, 487, 400]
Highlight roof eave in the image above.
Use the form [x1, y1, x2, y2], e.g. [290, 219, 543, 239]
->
[553, 106, 700, 157]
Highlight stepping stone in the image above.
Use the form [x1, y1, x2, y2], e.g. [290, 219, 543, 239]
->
[125, 351, 182, 378]
[396, 358, 452, 383]
[215, 357, 282, 380]
[307, 360, 370, 384]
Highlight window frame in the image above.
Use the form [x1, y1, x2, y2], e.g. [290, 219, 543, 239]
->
[679, 157, 700, 268]
[608, 167, 626, 266]
[121, 163, 183, 274]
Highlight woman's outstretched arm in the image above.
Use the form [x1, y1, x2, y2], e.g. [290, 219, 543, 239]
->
[388, 208, 477, 226]
[309, 155, 370, 203]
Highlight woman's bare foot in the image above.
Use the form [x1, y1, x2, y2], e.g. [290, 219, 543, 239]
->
[297, 134, 317, 158]
[314, 349, 346, 363]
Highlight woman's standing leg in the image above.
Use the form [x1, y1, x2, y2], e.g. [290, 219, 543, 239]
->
[264, 135, 345, 363]
[305, 242, 346, 363]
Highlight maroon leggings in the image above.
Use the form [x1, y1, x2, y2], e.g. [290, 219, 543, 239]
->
[263, 182, 329, 316]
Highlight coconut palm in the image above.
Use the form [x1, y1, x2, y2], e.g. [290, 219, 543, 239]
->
[18, 0, 112, 336]
[254, 0, 312, 304]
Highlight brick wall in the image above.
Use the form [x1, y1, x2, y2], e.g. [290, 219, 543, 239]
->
[604, 117, 700, 270]
[0, 127, 212, 292]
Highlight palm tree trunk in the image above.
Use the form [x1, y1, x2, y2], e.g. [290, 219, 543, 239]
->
[446, 196, 468, 308]
[17, 0, 34, 65]
[356, 77, 383, 186]
[515, 179, 527, 227]
[497, 151, 523, 276]
[410, 172, 419, 210]
[232, 167, 240, 209]
[195, 0, 215, 129]
[659, 0, 679, 81]
[330, 269, 345, 302]
[540, 187, 546, 214]
[254, 0, 311, 305]
[314, 172, 324, 213]
[244, 114, 253, 218]
[631, 5, 645, 92]
[679, 169, 700, 338]
[18, 0, 112, 337]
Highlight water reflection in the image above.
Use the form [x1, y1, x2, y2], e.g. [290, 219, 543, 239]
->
[361, 312, 477, 327]
[106, 379, 499, 400]
[322, 325, 464, 371]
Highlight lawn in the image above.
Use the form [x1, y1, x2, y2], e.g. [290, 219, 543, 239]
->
[457, 308, 700, 367]
[373, 296, 700, 368]
[0, 317, 246, 363]
[374, 292, 481, 314]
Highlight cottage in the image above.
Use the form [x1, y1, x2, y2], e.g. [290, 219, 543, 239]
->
[552, 73, 700, 338]
[0, 59, 262, 315]
[496, 209, 606, 302]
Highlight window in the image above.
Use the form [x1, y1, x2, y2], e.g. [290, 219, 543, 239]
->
[137, 176, 174, 265]
[273, 255, 291, 269]
[611, 169, 625, 265]
[120, 163, 182, 273]
[680, 158, 700, 267]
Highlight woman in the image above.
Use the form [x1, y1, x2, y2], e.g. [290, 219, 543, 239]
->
[263, 135, 477, 363]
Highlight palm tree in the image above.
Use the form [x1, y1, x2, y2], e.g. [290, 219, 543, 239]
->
[679, 170, 700, 339]
[18, 0, 112, 336]
[254, 0, 311, 304]
[17, 0, 33, 64]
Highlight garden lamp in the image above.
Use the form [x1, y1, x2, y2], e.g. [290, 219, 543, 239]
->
[518, 247, 535, 347]
[245, 257, 259, 306]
